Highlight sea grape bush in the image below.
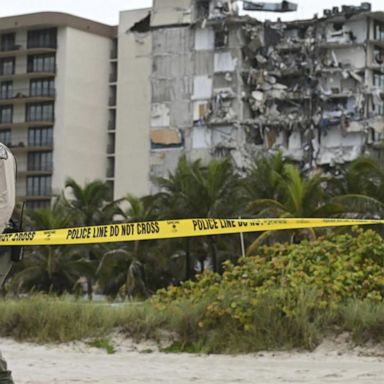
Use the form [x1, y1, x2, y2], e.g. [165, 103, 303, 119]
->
[152, 229, 384, 333]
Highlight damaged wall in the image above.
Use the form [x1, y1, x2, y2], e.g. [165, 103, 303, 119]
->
[122, 1, 384, 197]
[151, 0, 194, 27]
[149, 26, 194, 189]
[238, 5, 384, 170]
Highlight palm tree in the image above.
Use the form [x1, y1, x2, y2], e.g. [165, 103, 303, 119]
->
[11, 199, 92, 294]
[155, 157, 240, 274]
[326, 157, 384, 218]
[97, 249, 148, 300]
[64, 178, 117, 299]
[64, 178, 115, 226]
[242, 152, 288, 204]
[246, 163, 343, 253]
[96, 193, 157, 298]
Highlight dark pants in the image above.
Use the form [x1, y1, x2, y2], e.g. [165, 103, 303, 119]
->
[0, 353, 14, 384]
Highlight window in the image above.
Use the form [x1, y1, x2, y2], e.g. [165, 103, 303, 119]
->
[27, 54, 55, 73]
[373, 46, 384, 65]
[106, 158, 115, 178]
[0, 58, 15, 76]
[214, 30, 228, 48]
[28, 127, 53, 146]
[196, 0, 210, 19]
[0, 81, 12, 99]
[374, 73, 384, 88]
[28, 151, 52, 171]
[1, 33, 16, 51]
[374, 21, 384, 41]
[30, 78, 54, 97]
[27, 28, 57, 49]
[26, 176, 51, 196]
[0, 129, 11, 145]
[0, 106, 13, 124]
[26, 102, 54, 122]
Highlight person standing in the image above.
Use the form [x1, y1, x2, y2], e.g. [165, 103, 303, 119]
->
[0, 142, 16, 384]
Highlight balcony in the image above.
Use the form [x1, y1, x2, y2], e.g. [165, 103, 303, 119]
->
[19, 169, 53, 177]
[9, 142, 53, 153]
[17, 195, 52, 202]
[0, 43, 57, 58]
[17, 162, 53, 177]
[0, 120, 54, 129]
[0, 88, 55, 105]
[109, 73, 117, 83]
[0, 68, 56, 81]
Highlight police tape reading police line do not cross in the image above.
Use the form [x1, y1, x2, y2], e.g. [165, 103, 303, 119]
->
[0, 218, 383, 246]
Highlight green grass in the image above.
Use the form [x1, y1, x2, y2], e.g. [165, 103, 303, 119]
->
[0, 294, 383, 353]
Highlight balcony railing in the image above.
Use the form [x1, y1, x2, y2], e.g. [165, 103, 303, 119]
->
[26, 189, 52, 197]
[0, 41, 57, 54]
[0, 65, 56, 78]
[27, 42, 57, 50]
[0, 44, 22, 52]
[28, 140, 53, 147]
[7, 142, 53, 152]
[26, 114, 54, 123]
[27, 163, 53, 172]
[0, 88, 55, 100]
[27, 64, 56, 74]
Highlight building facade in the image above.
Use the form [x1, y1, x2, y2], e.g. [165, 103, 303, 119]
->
[115, 0, 384, 200]
[1, 2, 384, 206]
[0, 13, 115, 208]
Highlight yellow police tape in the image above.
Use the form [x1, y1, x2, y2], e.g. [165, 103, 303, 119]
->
[0, 218, 383, 246]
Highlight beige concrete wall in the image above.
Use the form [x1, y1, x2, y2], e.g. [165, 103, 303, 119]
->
[151, 0, 193, 27]
[53, 26, 111, 194]
[114, 9, 151, 199]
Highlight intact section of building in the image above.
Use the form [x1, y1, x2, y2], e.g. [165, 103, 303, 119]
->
[114, 9, 152, 198]
[0, 13, 115, 208]
[115, 1, 384, 198]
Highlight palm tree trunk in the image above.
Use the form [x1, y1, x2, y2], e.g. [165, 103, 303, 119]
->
[86, 277, 93, 300]
[86, 249, 93, 301]
[185, 238, 191, 280]
[208, 236, 217, 273]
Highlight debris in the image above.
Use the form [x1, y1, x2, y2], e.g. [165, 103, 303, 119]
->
[151, 128, 183, 148]
[148, 0, 383, 179]
[243, 1, 298, 13]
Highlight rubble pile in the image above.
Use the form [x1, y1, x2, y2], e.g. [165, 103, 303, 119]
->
[198, 1, 384, 169]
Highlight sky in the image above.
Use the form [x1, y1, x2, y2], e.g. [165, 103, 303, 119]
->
[0, 0, 382, 25]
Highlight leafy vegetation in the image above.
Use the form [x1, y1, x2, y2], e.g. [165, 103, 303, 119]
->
[150, 229, 384, 351]
[2, 153, 384, 352]
[4, 153, 384, 299]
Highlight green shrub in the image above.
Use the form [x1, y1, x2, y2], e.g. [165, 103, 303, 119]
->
[1, 229, 383, 353]
[151, 228, 384, 351]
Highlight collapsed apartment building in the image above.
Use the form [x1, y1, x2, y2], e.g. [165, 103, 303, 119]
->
[114, 1, 384, 197]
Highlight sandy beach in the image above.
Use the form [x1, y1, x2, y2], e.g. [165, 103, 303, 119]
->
[1, 336, 384, 384]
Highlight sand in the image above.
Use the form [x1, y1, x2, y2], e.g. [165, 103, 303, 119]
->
[1, 336, 384, 384]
